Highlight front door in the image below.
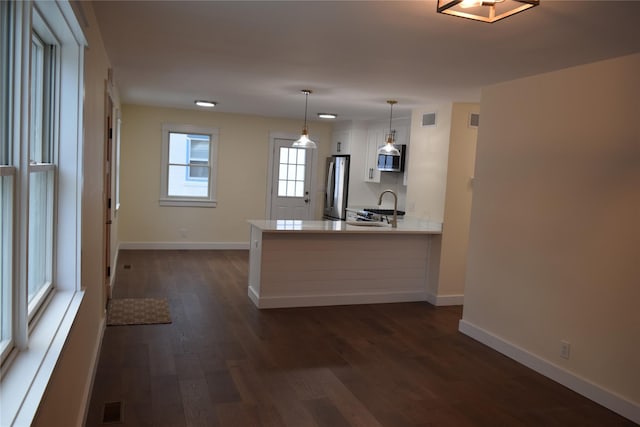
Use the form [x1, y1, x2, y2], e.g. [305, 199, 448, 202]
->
[269, 137, 314, 220]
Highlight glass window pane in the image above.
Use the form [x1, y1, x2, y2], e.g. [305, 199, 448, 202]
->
[295, 181, 304, 197]
[167, 165, 208, 197]
[296, 165, 305, 181]
[0, 174, 13, 352]
[278, 164, 287, 181]
[278, 180, 287, 197]
[286, 181, 295, 197]
[188, 164, 208, 179]
[0, 1, 10, 165]
[30, 36, 44, 163]
[296, 148, 305, 164]
[189, 137, 209, 162]
[287, 164, 296, 180]
[28, 170, 53, 304]
[279, 147, 288, 164]
[168, 132, 188, 164]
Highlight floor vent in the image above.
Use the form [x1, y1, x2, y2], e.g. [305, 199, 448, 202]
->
[102, 401, 124, 424]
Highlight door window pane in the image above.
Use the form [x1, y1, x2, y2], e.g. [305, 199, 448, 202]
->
[277, 147, 306, 198]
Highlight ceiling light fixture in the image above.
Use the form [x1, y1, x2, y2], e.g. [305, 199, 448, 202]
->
[195, 100, 217, 107]
[437, 0, 539, 23]
[292, 89, 317, 149]
[377, 100, 400, 157]
[317, 113, 337, 119]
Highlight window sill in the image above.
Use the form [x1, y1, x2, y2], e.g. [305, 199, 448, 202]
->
[159, 198, 217, 208]
[0, 290, 84, 426]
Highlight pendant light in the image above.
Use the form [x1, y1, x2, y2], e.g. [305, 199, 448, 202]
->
[437, 0, 539, 23]
[292, 89, 317, 149]
[378, 100, 400, 156]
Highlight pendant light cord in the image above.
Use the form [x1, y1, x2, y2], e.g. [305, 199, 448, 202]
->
[389, 102, 393, 138]
[304, 91, 309, 129]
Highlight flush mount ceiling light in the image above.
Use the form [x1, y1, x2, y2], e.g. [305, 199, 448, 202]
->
[437, 0, 539, 23]
[317, 113, 338, 119]
[292, 89, 317, 149]
[195, 100, 217, 107]
[377, 100, 400, 157]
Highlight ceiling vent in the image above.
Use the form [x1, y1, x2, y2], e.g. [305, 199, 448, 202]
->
[469, 113, 480, 128]
[421, 112, 437, 127]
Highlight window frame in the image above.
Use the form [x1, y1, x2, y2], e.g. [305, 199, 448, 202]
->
[159, 123, 218, 207]
[0, 0, 86, 425]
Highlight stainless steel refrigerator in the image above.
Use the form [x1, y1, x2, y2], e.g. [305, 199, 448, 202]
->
[323, 155, 350, 220]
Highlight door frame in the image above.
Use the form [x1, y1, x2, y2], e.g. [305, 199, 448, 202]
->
[265, 132, 318, 220]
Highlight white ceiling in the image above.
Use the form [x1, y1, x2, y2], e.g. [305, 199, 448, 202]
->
[90, 1, 640, 122]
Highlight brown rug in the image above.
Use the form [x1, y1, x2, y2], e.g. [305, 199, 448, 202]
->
[107, 298, 172, 326]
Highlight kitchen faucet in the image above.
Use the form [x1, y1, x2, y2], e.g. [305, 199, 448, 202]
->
[377, 189, 398, 228]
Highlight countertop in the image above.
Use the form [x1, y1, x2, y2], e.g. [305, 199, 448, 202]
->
[248, 218, 442, 234]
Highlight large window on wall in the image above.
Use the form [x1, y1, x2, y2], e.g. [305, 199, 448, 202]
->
[0, 0, 85, 424]
[160, 124, 218, 207]
[0, 0, 14, 362]
[27, 31, 55, 317]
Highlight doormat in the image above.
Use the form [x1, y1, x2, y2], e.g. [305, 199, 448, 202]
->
[107, 298, 172, 326]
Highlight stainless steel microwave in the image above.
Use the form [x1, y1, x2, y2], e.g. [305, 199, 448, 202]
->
[377, 144, 406, 172]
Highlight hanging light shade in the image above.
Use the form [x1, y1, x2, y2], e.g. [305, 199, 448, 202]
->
[378, 100, 400, 157]
[437, 0, 539, 23]
[292, 89, 317, 149]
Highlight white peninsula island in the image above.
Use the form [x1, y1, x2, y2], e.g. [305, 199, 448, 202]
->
[247, 219, 443, 308]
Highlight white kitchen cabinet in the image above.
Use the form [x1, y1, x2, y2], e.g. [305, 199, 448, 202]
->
[364, 126, 384, 183]
[363, 119, 410, 183]
[331, 129, 351, 155]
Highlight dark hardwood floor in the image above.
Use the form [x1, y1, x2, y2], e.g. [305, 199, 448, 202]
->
[85, 250, 634, 426]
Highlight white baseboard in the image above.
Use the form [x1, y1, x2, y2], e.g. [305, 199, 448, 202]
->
[426, 292, 464, 306]
[249, 289, 429, 309]
[118, 241, 249, 250]
[459, 319, 640, 425]
[78, 316, 106, 427]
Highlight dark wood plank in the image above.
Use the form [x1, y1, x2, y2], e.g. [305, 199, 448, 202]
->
[84, 250, 636, 427]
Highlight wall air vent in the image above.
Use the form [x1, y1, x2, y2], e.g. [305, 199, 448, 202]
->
[422, 112, 437, 127]
[469, 113, 480, 128]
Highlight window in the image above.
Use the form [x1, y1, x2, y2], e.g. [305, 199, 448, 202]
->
[160, 124, 218, 207]
[27, 31, 55, 317]
[278, 147, 306, 197]
[0, 0, 15, 363]
[0, 0, 85, 424]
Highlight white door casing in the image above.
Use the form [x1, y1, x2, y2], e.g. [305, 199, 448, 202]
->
[267, 134, 316, 220]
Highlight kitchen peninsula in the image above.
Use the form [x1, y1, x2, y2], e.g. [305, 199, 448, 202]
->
[248, 219, 442, 308]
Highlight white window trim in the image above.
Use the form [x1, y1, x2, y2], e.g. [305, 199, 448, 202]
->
[0, 0, 86, 425]
[159, 123, 218, 208]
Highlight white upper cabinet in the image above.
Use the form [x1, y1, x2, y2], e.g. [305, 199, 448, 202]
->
[364, 126, 384, 183]
[363, 118, 410, 183]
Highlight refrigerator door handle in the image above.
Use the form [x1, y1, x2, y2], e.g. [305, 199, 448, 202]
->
[326, 161, 335, 208]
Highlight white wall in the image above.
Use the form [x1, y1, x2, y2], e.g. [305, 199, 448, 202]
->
[405, 104, 453, 223]
[437, 103, 479, 302]
[33, 2, 112, 425]
[118, 105, 333, 246]
[462, 54, 640, 421]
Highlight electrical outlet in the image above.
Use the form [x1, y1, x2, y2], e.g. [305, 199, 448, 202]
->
[560, 340, 571, 359]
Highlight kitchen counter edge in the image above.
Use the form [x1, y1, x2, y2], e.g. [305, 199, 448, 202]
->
[248, 219, 442, 234]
